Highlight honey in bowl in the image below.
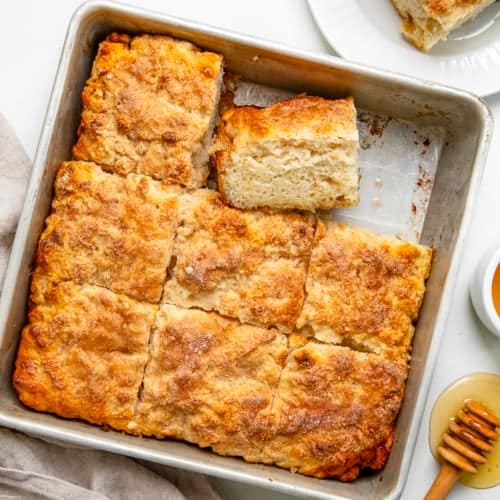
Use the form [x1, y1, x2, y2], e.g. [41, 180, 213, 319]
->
[492, 264, 500, 317]
[429, 372, 500, 489]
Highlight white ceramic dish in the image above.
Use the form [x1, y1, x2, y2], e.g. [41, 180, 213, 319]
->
[307, 0, 500, 97]
[471, 246, 500, 338]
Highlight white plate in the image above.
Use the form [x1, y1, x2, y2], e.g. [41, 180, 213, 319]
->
[308, 0, 500, 96]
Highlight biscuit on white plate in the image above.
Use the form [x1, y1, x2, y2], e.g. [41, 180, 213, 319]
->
[391, 0, 496, 51]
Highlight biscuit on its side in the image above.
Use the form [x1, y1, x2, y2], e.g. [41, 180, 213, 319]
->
[73, 33, 223, 187]
[391, 0, 496, 51]
[212, 95, 359, 210]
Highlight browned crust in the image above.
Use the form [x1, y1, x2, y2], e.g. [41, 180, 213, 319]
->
[162, 190, 316, 331]
[132, 304, 288, 462]
[216, 95, 356, 140]
[425, 0, 484, 15]
[13, 276, 156, 431]
[72, 33, 223, 187]
[34, 161, 179, 303]
[213, 117, 231, 200]
[298, 221, 433, 363]
[261, 342, 407, 480]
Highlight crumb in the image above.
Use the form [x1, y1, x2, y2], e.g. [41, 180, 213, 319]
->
[369, 116, 392, 137]
[361, 140, 372, 150]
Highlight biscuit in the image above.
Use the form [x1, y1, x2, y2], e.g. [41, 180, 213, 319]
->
[13, 276, 157, 431]
[260, 341, 407, 480]
[35, 161, 179, 303]
[297, 221, 432, 363]
[73, 33, 223, 187]
[162, 189, 316, 331]
[392, 0, 496, 51]
[131, 304, 288, 462]
[212, 95, 359, 210]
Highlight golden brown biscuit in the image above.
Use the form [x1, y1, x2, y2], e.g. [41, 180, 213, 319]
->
[213, 95, 359, 210]
[13, 275, 157, 431]
[35, 161, 179, 303]
[73, 33, 223, 187]
[391, 0, 495, 51]
[162, 189, 316, 331]
[260, 341, 407, 480]
[297, 221, 432, 363]
[130, 304, 288, 462]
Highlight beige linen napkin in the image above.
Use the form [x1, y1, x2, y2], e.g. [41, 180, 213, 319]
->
[0, 114, 31, 293]
[0, 114, 221, 500]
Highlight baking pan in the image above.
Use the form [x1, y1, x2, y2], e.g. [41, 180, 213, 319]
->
[0, 1, 493, 498]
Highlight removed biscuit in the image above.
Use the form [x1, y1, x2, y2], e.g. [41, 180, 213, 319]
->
[13, 276, 157, 431]
[297, 221, 432, 363]
[35, 161, 179, 303]
[73, 33, 223, 187]
[391, 0, 496, 51]
[260, 341, 407, 480]
[131, 304, 287, 462]
[162, 189, 315, 331]
[212, 95, 359, 210]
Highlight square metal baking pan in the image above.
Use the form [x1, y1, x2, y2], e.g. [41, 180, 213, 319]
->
[0, 1, 493, 498]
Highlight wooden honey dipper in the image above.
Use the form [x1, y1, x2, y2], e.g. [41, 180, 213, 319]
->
[425, 400, 500, 500]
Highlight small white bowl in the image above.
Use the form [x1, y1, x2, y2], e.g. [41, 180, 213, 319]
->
[470, 246, 500, 338]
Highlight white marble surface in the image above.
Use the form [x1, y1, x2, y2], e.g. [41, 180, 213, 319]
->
[0, 1, 498, 498]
